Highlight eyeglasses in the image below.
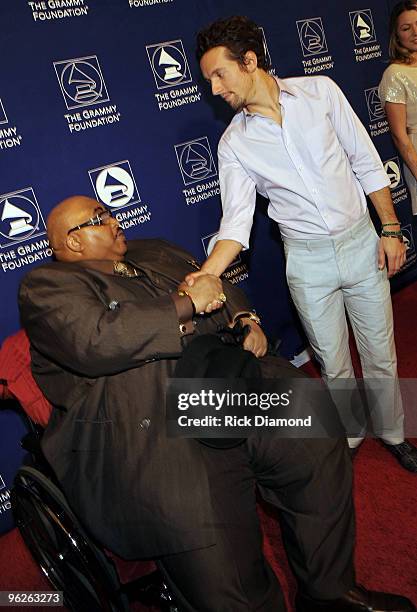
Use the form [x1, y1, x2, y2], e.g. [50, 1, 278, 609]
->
[67, 208, 114, 235]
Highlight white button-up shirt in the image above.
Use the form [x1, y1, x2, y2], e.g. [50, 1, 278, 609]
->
[217, 75, 390, 245]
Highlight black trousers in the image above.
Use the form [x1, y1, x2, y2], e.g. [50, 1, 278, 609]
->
[158, 435, 355, 612]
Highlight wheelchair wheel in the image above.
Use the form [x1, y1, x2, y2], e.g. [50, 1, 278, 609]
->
[12, 465, 129, 612]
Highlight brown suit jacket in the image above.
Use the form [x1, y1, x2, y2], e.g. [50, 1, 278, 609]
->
[18, 238, 257, 558]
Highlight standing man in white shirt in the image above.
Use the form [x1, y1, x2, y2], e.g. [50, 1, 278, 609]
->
[191, 15, 417, 472]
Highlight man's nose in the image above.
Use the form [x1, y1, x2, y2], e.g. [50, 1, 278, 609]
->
[211, 79, 222, 96]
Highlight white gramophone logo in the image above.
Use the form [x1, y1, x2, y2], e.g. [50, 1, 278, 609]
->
[0, 188, 46, 248]
[146, 39, 192, 90]
[383, 157, 403, 190]
[89, 160, 141, 209]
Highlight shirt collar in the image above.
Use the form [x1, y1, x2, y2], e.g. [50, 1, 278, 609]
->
[242, 76, 297, 126]
[276, 76, 297, 99]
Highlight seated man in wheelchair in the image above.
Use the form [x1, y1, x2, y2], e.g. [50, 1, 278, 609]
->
[18, 195, 415, 612]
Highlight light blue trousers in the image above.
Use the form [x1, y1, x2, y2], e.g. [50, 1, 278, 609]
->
[283, 212, 404, 445]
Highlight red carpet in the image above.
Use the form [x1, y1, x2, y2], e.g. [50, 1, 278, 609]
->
[1, 282, 417, 610]
[259, 436, 417, 611]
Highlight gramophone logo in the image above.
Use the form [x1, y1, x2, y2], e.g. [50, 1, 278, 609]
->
[0, 99, 8, 124]
[365, 87, 385, 122]
[202, 232, 219, 258]
[402, 225, 415, 258]
[174, 137, 217, 186]
[258, 26, 272, 69]
[89, 160, 141, 209]
[53, 55, 110, 110]
[146, 40, 192, 90]
[0, 474, 5, 491]
[383, 157, 403, 190]
[0, 188, 46, 249]
[349, 10, 377, 46]
[296, 17, 328, 57]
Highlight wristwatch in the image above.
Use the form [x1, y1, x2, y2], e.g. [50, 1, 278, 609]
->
[232, 311, 262, 326]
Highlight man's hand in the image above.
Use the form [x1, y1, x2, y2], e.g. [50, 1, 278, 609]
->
[185, 239, 243, 286]
[369, 186, 406, 277]
[238, 319, 268, 358]
[184, 269, 206, 287]
[378, 236, 406, 278]
[178, 274, 224, 314]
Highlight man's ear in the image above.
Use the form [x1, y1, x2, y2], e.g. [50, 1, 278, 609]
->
[66, 232, 83, 253]
[243, 50, 258, 72]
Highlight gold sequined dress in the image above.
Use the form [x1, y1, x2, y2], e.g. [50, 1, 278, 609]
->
[379, 63, 417, 214]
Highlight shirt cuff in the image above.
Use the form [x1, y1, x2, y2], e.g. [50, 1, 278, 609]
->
[360, 172, 391, 195]
[171, 293, 194, 335]
[217, 228, 249, 250]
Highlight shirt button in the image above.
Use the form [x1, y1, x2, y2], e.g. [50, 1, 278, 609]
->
[139, 418, 151, 429]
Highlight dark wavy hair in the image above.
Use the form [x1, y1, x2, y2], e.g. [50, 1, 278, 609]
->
[389, 1, 417, 63]
[196, 15, 269, 71]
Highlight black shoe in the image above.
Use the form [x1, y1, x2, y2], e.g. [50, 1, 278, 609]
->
[382, 440, 417, 473]
[295, 584, 415, 611]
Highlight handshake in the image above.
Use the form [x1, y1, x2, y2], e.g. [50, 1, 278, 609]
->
[178, 271, 226, 315]
[177, 270, 267, 359]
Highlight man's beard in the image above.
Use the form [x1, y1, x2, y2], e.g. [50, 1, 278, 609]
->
[229, 94, 245, 112]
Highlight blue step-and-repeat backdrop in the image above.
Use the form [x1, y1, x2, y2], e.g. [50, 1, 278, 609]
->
[0, 0, 416, 534]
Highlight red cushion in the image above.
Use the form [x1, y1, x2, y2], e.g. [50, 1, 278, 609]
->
[0, 330, 52, 426]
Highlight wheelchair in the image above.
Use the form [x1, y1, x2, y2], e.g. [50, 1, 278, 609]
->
[10, 414, 178, 612]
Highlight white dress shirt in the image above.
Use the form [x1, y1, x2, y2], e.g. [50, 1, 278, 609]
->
[217, 75, 390, 245]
